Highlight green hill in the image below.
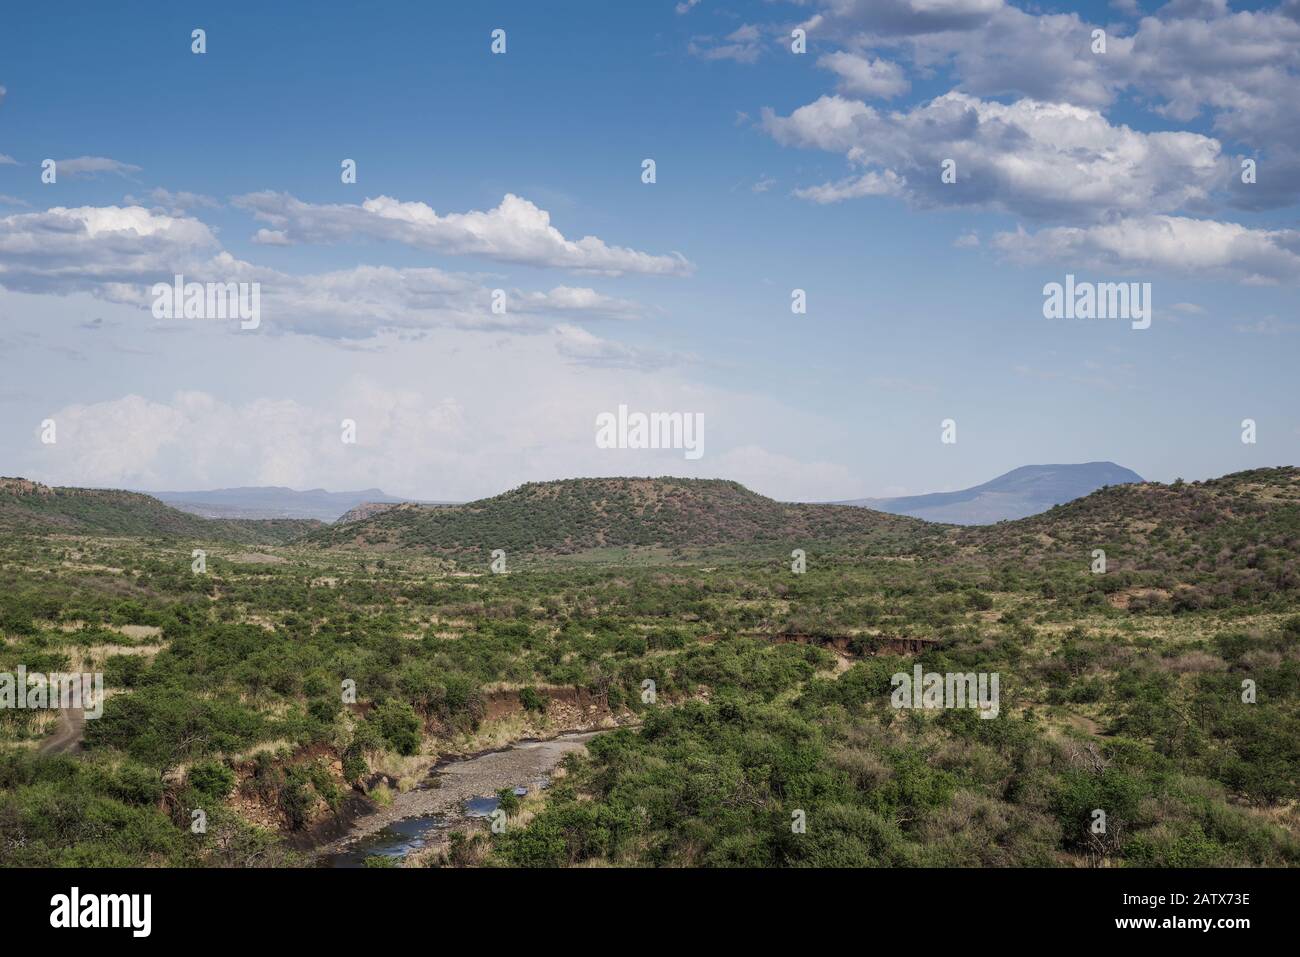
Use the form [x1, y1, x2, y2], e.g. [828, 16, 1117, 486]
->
[0, 477, 321, 544]
[959, 466, 1300, 605]
[307, 476, 936, 558]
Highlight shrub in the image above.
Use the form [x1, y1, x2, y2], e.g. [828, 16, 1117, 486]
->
[104, 654, 147, 688]
[187, 761, 235, 803]
[279, 767, 315, 830]
[307, 698, 338, 724]
[341, 747, 368, 785]
[518, 686, 547, 713]
[373, 699, 422, 756]
[496, 787, 521, 816]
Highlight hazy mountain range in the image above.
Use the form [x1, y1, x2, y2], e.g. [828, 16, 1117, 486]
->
[2, 462, 1146, 544]
[6, 466, 1296, 569]
[146, 463, 1140, 527]
[148, 486, 456, 523]
[834, 462, 1144, 525]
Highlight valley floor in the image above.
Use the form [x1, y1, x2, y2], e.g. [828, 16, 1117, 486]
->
[1, 500, 1297, 868]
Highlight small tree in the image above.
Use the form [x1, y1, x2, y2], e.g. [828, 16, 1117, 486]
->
[373, 699, 422, 756]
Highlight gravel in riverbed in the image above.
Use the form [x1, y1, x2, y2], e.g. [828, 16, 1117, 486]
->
[318, 731, 605, 857]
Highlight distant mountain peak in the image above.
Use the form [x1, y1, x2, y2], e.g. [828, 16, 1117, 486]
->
[838, 462, 1144, 525]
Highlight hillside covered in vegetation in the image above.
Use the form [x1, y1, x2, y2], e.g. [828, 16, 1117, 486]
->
[957, 467, 1300, 613]
[309, 476, 939, 558]
[0, 478, 321, 545]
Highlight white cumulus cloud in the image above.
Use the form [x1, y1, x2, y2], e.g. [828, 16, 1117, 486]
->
[992, 215, 1300, 283]
[234, 191, 694, 277]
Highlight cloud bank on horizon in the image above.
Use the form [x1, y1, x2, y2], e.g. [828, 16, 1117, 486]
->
[0, 0, 1296, 501]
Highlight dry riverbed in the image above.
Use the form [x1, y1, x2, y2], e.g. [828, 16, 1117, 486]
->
[317, 730, 606, 866]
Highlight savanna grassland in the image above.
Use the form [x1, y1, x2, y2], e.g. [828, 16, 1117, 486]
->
[0, 469, 1297, 868]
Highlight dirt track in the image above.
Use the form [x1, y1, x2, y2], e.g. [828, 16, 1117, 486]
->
[38, 708, 86, 756]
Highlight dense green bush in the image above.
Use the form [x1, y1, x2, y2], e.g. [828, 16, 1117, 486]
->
[187, 761, 236, 803]
[371, 699, 421, 756]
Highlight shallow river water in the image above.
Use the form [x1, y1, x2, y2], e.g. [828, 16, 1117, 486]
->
[321, 730, 605, 867]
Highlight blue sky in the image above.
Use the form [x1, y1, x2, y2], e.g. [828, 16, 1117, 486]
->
[1, 0, 1297, 501]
